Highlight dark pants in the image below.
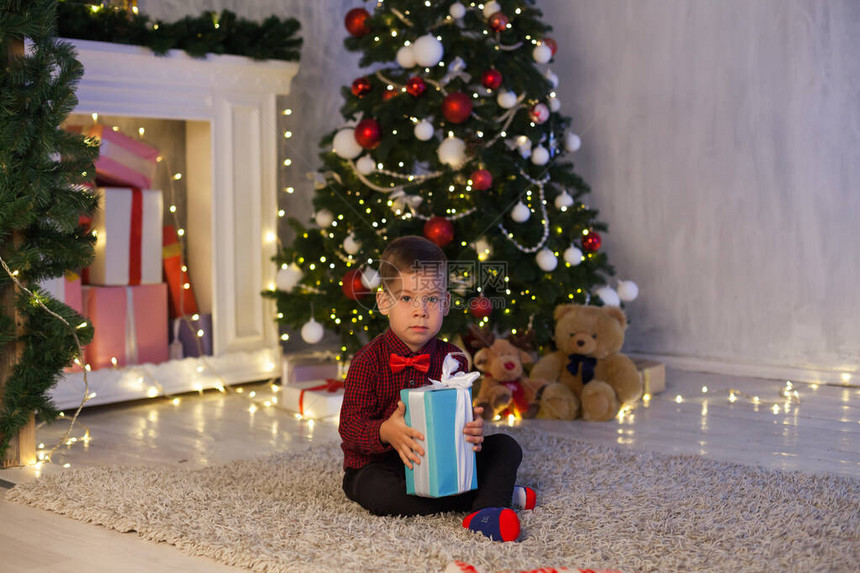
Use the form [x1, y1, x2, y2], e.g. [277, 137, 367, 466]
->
[342, 433, 522, 516]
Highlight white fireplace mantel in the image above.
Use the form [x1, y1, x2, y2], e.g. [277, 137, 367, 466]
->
[50, 39, 298, 409]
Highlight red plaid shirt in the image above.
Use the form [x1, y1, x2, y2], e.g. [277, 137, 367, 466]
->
[339, 328, 467, 470]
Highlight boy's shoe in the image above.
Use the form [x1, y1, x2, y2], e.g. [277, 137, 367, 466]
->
[512, 485, 536, 510]
[462, 507, 520, 542]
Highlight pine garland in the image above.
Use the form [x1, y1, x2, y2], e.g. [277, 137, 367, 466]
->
[0, 0, 96, 462]
[55, 1, 302, 62]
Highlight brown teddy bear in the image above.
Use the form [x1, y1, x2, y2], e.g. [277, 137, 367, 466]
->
[530, 304, 642, 421]
[472, 338, 579, 420]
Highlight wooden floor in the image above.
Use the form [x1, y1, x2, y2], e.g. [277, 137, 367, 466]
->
[1, 368, 858, 572]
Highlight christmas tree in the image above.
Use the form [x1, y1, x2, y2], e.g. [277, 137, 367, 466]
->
[270, 0, 631, 357]
[0, 0, 97, 463]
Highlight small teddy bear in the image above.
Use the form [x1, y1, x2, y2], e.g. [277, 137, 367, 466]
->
[472, 338, 578, 420]
[530, 304, 642, 421]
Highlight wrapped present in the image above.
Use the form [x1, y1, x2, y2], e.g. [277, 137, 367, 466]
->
[84, 124, 159, 189]
[168, 314, 213, 359]
[281, 379, 344, 418]
[83, 283, 169, 370]
[281, 351, 341, 385]
[632, 359, 666, 395]
[162, 225, 199, 318]
[402, 354, 480, 498]
[39, 271, 83, 314]
[88, 187, 163, 285]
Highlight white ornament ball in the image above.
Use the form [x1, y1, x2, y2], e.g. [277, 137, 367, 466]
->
[449, 2, 466, 19]
[536, 248, 558, 272]
[545, 69, 559, 88]
[396, 45, 416, 69]
[497, 90, 518, 109]
[315, 209, 334, 228]
[565, 131, 582, 152]
[483, 1, 502, 17]
[300, 318, 325, 344]
[355, 155, 375, 175]
[554, 191, 574, 209]
[414, 119, 435, 141]
[437, 136, 466, 168]
[511, 201, 531, 223]
[530, 103, 550, 124]
[413, 34, 444, 68]
[276, 263, 303, 291]
[332, 128, 363, 159]
[343, 233, 361, 255]
[360, 267, 380, 290]
[531, 145, 550, 166]
[548, 96, 561, 112]
[617, 280, 639, 302]
[596, 286, 621, 307]
[533, 44, 553, 64]
[563, 245, 583, 265]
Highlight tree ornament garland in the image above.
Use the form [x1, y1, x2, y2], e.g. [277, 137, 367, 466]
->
[423, 216, 455, 247]
[345, 8, 371, 37]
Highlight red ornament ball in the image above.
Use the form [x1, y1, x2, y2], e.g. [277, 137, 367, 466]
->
[441, 92, 473, 124]
[469, 295, 493, 319]
[581, 231, 602, 252]
[488, 11, 509, 32]
[342, 269, 370, 300]
[382, 88, 398, 101]
[543, 37, 558, 56]
[351, 77, 372, 98]
[354, 118, 382, 149]
[406, 76, 427, 97]
[470, 169, 493, 191]
[423, 216, 455, 247]
[344, 8, 371, 37]
[481, 69, 503, 90]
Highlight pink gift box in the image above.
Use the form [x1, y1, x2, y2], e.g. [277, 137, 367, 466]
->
[85, 124, 159, 189]
[39, 271, 85, 372]
[39, 271, 83, 315]
[83, 283, 169, 370]
[88, 187, 163, 286]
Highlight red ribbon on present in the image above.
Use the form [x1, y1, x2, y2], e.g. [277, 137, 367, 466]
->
[129, 188, 143, 285]
[298, 378, 344, 416]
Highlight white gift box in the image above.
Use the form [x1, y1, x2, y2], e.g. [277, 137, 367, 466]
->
[88, 187, 163, 286]
[281, 379, 344, 419]
[281, 351, 342, 385]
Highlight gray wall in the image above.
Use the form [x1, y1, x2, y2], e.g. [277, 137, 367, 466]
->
[136, 0, 860, 380]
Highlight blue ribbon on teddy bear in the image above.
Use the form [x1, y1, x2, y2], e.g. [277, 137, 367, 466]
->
[567, 354, 597, 384]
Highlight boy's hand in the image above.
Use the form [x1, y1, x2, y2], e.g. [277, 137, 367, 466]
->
[379, 400, 425, 469]
[464, 406, 485, 452]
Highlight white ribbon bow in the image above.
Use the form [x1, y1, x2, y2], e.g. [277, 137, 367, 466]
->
[389, 189, 424, 212]
[429, 353, 480, 389]
[440, 57, 471, 86]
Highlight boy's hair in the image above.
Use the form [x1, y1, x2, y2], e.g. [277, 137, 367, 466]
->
[379, 236, 447, 292]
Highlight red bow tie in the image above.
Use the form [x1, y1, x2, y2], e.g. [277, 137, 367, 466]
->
[390, 353, 430, 373]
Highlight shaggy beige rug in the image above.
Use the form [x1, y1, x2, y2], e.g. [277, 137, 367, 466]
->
[7, 428, 859, 572]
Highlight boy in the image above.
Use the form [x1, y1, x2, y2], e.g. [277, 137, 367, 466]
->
[339, 236, 534, 542]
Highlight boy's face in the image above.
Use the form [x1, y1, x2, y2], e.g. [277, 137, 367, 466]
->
[377, 268, 450, 353]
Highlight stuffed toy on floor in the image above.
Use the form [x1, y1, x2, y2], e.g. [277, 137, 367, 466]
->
[473, 339, 578, 420]
[530, 304, 642, 421]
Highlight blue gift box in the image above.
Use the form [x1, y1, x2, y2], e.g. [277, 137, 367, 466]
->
[401, 385, 478, 498]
